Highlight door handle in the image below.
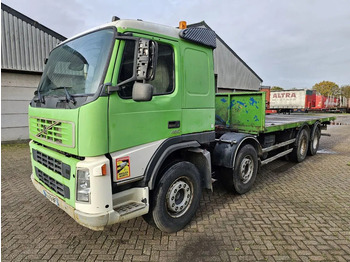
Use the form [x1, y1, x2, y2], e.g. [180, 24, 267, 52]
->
[168, 121, 180, 129]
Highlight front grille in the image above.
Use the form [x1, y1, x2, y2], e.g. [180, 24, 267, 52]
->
[32, 149, 70, 179]
[29, 117, 75, 148]
[34, 119, 63, 143]
[35, 167, 70, 199]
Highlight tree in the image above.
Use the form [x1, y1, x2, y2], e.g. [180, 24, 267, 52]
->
[312, 81, 340, 97]
[341, 85, 350, 98]
[271, 86, 284, 91]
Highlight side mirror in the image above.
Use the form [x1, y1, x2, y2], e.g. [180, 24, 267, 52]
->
[107, 37, 158, 94]
[132, 82, 153, 102]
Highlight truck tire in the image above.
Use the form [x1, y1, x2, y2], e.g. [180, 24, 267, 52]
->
[232, 144, 258, 195]
[143, 161, 202, 233]
[308, 125, 321, 156]
[290, 128, 309, 162]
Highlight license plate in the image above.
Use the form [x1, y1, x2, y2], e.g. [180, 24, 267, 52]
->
[43, 189, 59, 206]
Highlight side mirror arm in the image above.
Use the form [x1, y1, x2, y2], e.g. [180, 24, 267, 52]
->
[104, 82, 121, 94]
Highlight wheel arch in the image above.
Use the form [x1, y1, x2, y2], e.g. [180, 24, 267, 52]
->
[146, 147, 212, 191]
[145, 141, 200, 190]
[213, 132, 262, 170]
[144, 132, 215, 191]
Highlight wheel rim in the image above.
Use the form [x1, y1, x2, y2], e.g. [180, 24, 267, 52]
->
[300, 136, 307, 156]
[166, 176, 193, 218]
[240, 156, 254, 184]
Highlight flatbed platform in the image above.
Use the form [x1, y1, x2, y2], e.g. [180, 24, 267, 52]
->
[215, 92, 335, 134]
[264, 114, 335, 133]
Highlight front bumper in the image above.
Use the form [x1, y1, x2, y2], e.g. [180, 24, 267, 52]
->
[32, 174, 149, 230]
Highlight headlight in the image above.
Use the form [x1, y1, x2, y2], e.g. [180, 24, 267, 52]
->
[76, 168, 90, 202]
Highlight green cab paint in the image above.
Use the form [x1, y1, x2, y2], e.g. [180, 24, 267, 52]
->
[182, 108, 215, 134]
[29, 97, 110, 157]
[182, 46, 215, 109]
[108, 36, 182, 152]
[181, 42, 215, 134]
[78, 97, 109, 156]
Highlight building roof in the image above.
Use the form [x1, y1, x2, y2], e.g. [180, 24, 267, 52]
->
[189, 21, 263, 82]
[1, 3, 67, 73]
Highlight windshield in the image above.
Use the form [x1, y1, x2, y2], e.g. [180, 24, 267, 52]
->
[38, 28, 115, 97]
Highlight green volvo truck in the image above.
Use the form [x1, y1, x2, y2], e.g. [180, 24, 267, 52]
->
[29, 19, 334, 233]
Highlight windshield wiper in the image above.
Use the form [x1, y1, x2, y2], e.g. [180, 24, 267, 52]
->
[34, 90, 45, 104]
[53, 87, 76, 105]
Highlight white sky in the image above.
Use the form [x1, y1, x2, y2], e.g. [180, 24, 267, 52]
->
[3, 0, 350, 89]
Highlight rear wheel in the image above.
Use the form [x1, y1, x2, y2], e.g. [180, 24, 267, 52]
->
[308, 125, 321, 156]
[290, 128, 309, 162]
[232, 144, 258, 194]
[143, 161, 201, 233]
[218, 144, 258, 195]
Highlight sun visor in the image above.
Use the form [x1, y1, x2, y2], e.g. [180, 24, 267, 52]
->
[179, 28, 216, 49]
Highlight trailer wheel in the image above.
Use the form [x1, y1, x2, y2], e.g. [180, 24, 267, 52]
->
[143, 161, 201, 233]
[308, 125, 321, 156]
[232, 144, 258, 195]
[290, 128, 309, 162]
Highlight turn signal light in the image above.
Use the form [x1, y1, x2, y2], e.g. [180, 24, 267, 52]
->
[101, 164, 107, 176]
[179, 21, 187, 29]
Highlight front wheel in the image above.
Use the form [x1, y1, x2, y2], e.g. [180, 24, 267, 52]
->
[143, 161, 202, 233]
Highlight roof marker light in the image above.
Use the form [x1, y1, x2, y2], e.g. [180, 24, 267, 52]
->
[179, 21, 187, 29]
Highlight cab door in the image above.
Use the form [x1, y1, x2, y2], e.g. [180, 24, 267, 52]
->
[108, 38, 181, 153]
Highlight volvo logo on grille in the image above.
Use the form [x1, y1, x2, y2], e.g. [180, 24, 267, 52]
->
[36, 121, 61, 137]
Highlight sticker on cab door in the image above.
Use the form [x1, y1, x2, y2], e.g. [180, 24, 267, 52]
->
[116, 157, 130, 180]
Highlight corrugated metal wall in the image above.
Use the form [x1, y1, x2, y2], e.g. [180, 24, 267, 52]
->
[190, 22, 262, 92]
[214, 40, 262, 91]
[1, 4, 65, 72]
[1, 72, 41, 141]
[1, 4, 66, 141]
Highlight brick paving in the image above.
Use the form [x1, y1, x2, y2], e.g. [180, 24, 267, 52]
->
[2, 115, 350, 261]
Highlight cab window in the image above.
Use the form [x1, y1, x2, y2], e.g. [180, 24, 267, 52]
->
[118, 41, 174, 99]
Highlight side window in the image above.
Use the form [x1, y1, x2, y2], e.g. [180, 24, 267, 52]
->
[150, 44, 174, 95]
[118, 41, 175, 99]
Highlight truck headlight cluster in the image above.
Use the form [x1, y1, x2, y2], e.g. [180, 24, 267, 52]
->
[76, 168, 90, 202]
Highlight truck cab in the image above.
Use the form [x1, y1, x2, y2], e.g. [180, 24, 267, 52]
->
[29, 19, 216, 232]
